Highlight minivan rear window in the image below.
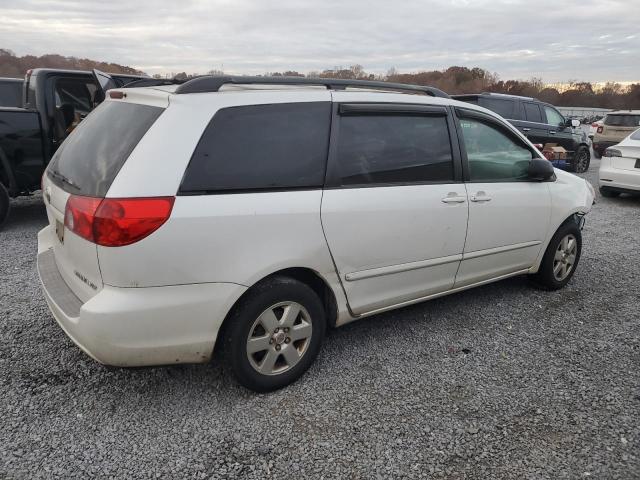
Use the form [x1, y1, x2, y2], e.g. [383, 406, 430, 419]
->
[47, 101, 163, 197]
[604, 114, 640, 127]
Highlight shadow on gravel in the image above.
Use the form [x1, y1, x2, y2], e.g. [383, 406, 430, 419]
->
[2, 194, 47, 232]
[329, 274, 531, 338]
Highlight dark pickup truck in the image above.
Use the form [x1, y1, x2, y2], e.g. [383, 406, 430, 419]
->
[0, 68, 145, 226]
[453, 93, 591, 173]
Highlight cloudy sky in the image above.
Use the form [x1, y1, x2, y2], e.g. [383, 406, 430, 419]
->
[1, 0, 638, 82]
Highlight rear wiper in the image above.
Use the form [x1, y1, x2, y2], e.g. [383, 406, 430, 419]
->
[48, 170, 81, 191]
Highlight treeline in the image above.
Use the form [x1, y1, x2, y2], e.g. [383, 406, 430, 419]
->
[0, 49, 143, 77]
[2, 48, 638, 109]
[265, 65, 640, 109]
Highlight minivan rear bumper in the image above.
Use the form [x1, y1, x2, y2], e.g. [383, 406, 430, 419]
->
[37, 226, 246, 366]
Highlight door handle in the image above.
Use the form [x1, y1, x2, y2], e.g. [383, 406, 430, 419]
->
[470, 191, 492, 202]
[522, 127, 531, 132]
[441, 193, 466, 204]
[549, 131, 556, 134]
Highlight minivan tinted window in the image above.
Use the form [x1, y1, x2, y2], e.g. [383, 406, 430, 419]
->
[605, 114, 640, 127]
[47, 101, 163, 196]
[180, 103, 331, 193]
[335, 114, 454, 185]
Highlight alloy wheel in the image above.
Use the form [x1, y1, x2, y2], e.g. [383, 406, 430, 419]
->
[575, 150, 589, 173]
[553, 234, 577, 281]
[246, 301, 313, 375]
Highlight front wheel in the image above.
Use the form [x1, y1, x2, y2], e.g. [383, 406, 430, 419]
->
[0, 183, 10, 229]
[222, 276, 326, 392]
[571, 145, 590, 173]
[531, 220, 582, 290]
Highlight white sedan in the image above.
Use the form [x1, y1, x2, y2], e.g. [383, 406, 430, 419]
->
[598, 128, 640, 197]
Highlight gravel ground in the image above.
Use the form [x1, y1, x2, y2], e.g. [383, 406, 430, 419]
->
[1, 156, 639, 479]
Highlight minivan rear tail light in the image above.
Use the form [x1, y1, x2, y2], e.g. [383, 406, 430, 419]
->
[64, 196, 174, 247]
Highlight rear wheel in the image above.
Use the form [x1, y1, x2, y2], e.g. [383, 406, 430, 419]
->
[593, 148, 601, 159]
[599, 187, 620, 198]
[222, 276, 326, 392]
[0, 183, 10, 229]
[531, 220, 582, 290]
[571, 145, 590, 173]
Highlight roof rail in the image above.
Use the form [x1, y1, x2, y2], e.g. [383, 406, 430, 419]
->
[123, 78, 186, 88]
[174, 75, 450, 98]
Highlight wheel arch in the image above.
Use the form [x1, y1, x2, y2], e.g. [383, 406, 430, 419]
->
[531, 212, 583, 273]
[212, 266, 340, 357]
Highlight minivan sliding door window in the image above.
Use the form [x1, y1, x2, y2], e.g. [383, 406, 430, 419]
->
[332, 113, 455, 186]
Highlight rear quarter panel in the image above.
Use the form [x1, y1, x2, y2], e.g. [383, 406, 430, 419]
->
[98, 89, 349, 319]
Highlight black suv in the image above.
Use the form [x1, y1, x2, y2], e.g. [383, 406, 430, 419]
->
[453, 93, 591, 173]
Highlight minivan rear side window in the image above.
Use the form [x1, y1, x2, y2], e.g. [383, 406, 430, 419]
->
[180, 103, 331, 193]
[334, 114, 454, 186]
[47, 101, 163, 197]
[524, 102, 543, 123]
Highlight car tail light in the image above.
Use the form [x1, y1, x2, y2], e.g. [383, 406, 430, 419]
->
[597, 126, 603, 134]
[65, 196, 174, 246]
[604, 148, 622, 157]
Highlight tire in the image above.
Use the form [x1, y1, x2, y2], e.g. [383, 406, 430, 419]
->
[571, 145, 590, 173]
[221, 276, 326, 392]
[593, 148, 601, 159]
[599, 187, 620, 198]
[531, 220, 582, 290]
[0, 182, 10, 229]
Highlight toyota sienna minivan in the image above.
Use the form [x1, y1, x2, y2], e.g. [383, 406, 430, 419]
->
[38, 76, 595, 391]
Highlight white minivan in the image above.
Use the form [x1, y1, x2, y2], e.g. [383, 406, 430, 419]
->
[38, 76, 595, 391]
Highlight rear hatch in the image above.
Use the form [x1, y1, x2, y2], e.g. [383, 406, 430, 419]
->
[602, 114, 640, 140]
[44, 97, 165, 303]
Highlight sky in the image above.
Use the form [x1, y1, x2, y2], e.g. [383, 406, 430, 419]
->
[0, 0, 638, 83]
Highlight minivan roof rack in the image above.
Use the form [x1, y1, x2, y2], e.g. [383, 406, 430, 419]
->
[452, 92, 534, 101]
[174, 75, 450, 98]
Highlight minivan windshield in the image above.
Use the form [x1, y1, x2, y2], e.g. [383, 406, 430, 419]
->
[604, 114, 640, 127]
[47, 101, 163, 197]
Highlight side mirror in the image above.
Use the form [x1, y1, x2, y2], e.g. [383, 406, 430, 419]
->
[528, 158, 555, 181]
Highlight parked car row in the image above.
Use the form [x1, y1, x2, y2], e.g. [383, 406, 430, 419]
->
[37, 75, 595, 391]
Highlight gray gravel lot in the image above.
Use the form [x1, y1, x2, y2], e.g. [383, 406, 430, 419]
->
[1, 156, 639, 479]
